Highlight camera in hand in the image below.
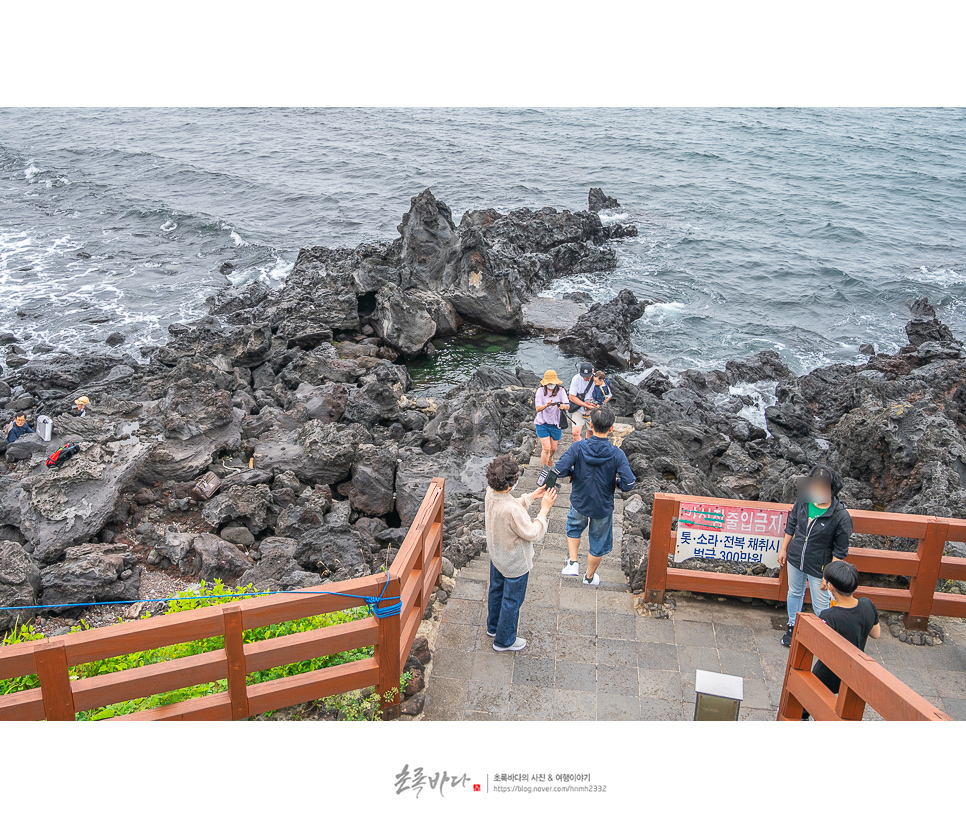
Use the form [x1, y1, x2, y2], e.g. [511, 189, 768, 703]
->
[536, 466, 558, 490]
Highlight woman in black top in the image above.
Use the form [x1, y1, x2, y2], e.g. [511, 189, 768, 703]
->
[777, 465, 853, 646]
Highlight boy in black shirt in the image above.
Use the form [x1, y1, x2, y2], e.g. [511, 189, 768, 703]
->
[803, 560, 880, 719]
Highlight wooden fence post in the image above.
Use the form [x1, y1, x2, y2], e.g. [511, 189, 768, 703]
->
[776, 621, 811, 721]
[223, 605, 250, 721]
[836, 685, 866, 721]
[376, 574, 402, 719]
[644, 495, 675, 604]
[903, 518, 948, 631]
[34, 640, 76, 721]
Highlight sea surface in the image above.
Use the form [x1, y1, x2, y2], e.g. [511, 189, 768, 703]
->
[2, 108, 964, 401]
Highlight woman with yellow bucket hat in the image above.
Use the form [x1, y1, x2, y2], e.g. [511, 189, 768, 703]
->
[533, 370, 571, 468]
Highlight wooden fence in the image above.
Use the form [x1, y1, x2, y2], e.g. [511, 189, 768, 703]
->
[777, 613, 952, 720]
[644, 493, 966, 629]
[0, 477, 445, 721]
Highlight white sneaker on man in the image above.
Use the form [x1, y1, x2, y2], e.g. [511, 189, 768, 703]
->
[582, 572, 600, 586]
[493, 638, 527, 652]
[561, 560, 580, 577]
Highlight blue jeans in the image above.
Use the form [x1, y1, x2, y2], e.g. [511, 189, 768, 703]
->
[786, 562, 831, 627]
[487, 561, 529, 648]
[565, 506, 614, 557]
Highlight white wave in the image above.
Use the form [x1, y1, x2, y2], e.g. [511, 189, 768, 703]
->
[230, 230, 248, 247]
[644, 300, 686, 322]
[23, 161, 40, 179]
[598, 210, 630, 225]
[713, 380, 779, 431]
[909, 265, 965, 288]
[160, 220, 178, 232]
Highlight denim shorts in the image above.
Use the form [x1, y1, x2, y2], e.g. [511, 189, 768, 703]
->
[565, 506, 614, 557]
[534, 422, 562, 440]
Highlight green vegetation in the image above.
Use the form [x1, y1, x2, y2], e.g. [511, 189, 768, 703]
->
[0, 580, 405, 721]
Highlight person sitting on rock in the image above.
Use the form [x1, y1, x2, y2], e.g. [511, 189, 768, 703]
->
[74, 396, 90, 417]
[777, 465, 853, 647]
[533, 369, 571, 468]
[5, 413, 35, 443]
[590, 370, 612, 408]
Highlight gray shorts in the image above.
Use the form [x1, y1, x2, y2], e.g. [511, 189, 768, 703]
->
[570, 410, 588, 429]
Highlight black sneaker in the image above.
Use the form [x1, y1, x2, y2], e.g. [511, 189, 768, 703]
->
[781, 625, 794, 647]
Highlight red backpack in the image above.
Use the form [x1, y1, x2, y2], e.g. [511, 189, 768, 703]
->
[45, 442, 80, 468]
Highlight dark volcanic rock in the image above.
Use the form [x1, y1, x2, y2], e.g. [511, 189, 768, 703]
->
[906, 297, 960, 348]
[39, 543, 141, 611]
[0, 541, 42, 630]
[347, 443, 398, 517]
[201, 484, 274, 534]
[557, 289, 650, 370]
[588, 188, 621, 213]
[239, 537, 319, 591]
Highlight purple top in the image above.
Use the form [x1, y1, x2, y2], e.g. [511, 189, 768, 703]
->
[534, 385, 570, 426]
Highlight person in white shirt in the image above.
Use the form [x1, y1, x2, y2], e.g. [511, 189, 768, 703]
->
[568, 362, 598, 442]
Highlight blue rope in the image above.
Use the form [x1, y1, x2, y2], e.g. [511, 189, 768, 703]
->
[0, 580, 402, 619]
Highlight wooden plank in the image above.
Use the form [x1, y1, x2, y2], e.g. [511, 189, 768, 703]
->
[239, 574, 387, 630]
[246, 656, 379, 715]
[939, 555, 966, 582]
[928, 593, 966, 619]
[666, 568, 784, 600]
[904, 519, 948, 629]
[375, 574, 401, 719]
[849, 513, 931, 538]
[848, 547, 919, 576]
[942, 518, 966, 543]
[63, 607, 225, 667]
[644, 494, 677, 603]
[70, 650, 228, 713]
[0, 687, 45, 721]
[398, 607, 422, 669]
[399, 571, 422, 617]
[244, 618, 378, 674]
[786, 669, 840, 721]
[0, 640, 41, 681]
[110, 692, 233, 722]
[853, 586, 913, 612]
[34, 641, 76, 721]
[223, 605, 249, 721]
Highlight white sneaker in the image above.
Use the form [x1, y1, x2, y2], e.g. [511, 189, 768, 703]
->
[486, 630, 496, 638]
[493, 638, 527, 652]
[561, 560, 580, 577]
[582, 572, 600, 586]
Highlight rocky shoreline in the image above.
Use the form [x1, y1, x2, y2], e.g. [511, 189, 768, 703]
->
[2, 189, 965, 645]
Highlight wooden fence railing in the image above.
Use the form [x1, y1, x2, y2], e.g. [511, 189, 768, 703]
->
[644, 493, 966, 629]
[777, 613, 952, 720]
[0, 477, 445, 721]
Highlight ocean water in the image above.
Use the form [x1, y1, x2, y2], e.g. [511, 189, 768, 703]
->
[1, 108, 964, 393]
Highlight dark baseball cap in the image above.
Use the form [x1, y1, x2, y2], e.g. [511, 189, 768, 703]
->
[579, 362, 593, 376]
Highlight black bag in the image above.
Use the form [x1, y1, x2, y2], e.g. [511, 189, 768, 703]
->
[558, 400, 569, 430]
[45, 442, 80, 468]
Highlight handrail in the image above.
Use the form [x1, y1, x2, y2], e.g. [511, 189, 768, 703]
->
[644, 492, 966, 629]
[776, 614, 952, 721]
[0, 477, 445, 721]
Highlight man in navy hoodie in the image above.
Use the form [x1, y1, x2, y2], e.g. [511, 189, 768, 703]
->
[555, 405, 636, 585]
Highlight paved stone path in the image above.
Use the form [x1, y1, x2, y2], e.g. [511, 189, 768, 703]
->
[422, 436, 966, 721]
